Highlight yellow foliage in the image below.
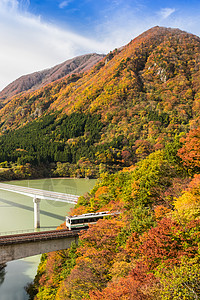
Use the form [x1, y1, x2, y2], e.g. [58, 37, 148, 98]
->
[173, 190, 200, 222]
[109, 259, 134, 280]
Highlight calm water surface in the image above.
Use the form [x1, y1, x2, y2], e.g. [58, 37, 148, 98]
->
[0, 178, 96, 300]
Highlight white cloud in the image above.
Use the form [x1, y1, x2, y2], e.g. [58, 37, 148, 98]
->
[59, 1, 72, 9]
[159, 8, 176, 19]
[0, 0, 200, 91]
[0, 0, 109, 91]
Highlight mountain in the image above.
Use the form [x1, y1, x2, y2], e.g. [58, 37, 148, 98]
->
[9, 26, 198, 300]
[0, 53, 105, 103]
[0, 26, 200, 178]
[21, 27, 200, 300]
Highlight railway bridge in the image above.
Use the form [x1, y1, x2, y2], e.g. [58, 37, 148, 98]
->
[0, 183, 79, 228]
[0, 229, 82, 264]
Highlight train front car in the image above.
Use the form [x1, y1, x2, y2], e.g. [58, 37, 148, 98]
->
[66, 211, 115, 230]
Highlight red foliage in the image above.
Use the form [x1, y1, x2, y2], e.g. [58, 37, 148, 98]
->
[121, 149, 132, 165]
[94, 186, 109, 199]
[79, 218, 123, 255]
[127, 218, 200, 270]
[58, 219, 124, 298]
[178, 126, 200, 168]
[89, 263, 156, 300]
[187, 174, 200, 192]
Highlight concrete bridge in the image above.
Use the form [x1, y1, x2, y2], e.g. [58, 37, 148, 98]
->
[0, 183, 79, 229]
[0, 229, 82, 264]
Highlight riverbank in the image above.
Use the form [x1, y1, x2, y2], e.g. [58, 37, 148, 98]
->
[0, 161, 101, 182]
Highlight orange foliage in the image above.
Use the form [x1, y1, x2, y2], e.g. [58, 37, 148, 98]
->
[178, 126, 200, 168]
[57, 218, 123, 299]
[79, 218, 123, 253]
[187, 174, 200, 192]
[69, 205, 89, 216]
[126, 218, 200, 270]
[94, 186, 109, 199]
[154, 205, 171, 221]
[89, 263, 156, 300]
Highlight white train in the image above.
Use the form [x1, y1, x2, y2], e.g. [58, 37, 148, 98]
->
[66, 211, 119, 230]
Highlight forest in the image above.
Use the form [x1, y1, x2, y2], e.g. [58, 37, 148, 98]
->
[0, 27, 200, 181]
[0, 26, 199, 299]
[26, 133, 200, 299]
[0, 112, 104, 179]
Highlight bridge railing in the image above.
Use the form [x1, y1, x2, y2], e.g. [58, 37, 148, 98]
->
[0, 182, 79, 203]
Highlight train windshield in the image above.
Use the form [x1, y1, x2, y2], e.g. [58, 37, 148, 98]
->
[66, 217, 71, 224]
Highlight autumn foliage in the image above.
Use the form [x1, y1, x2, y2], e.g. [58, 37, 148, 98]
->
[28, 147, 200, 299]
[178, 126, 200, 171]
[21, 26, 200, 299]
[1, 26, 200, 178]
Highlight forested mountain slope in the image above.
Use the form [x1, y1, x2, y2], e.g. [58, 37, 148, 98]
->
[0, 26, 200, 179]
[27, 136, 200, 299]
[0, 53, 105, 103]
[0, 26, 199, 299]
[1, 26, 200, 133]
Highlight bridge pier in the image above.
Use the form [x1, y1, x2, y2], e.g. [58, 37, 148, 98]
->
[0, 182, 79, 230]
[33, 197, 41, 229]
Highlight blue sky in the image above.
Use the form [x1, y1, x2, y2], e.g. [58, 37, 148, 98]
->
[0, 0, 200, 90]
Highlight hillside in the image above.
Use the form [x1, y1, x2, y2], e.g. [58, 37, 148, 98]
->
[0, 53, 105, 103]
[1, 26, 200, 130]
[0, 26, 199, 299]
[27, 153, 200, 299]
[0, 26, 200, 179]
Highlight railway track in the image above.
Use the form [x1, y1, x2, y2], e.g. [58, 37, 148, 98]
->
[0, 228, 84, 245]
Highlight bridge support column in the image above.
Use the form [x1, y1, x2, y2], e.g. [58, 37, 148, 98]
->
[33, 197, 41, 229]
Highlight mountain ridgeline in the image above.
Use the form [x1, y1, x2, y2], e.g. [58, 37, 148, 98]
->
[0, 26, 200, 178]
[0, 53, 105, 103]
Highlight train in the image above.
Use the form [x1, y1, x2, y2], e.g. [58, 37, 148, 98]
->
[66, 211, 119, 230]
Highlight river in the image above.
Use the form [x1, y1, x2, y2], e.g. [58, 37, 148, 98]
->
[0, 178, 96, 300]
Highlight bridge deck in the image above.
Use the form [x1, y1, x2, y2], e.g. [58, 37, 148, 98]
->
[0, 229, 85, 263]
[0, 182, 79, 203]
[0, 229, 82, 245]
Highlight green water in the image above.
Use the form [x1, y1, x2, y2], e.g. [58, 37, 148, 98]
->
[0, 178, 96, 300]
